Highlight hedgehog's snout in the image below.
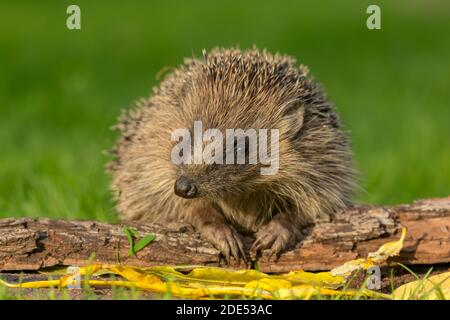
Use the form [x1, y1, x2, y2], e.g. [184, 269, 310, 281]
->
[174, 176, 198, 199]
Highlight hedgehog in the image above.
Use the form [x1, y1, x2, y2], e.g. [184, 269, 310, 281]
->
[109, 47, 357, 263]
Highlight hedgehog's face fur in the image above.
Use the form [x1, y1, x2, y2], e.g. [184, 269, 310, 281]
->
[175, 162, 261, 199]
[170, 69, 301, 200]
[174, 136, 270, 199]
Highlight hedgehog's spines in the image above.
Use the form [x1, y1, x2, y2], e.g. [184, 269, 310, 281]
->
[109, 47, 357, 253]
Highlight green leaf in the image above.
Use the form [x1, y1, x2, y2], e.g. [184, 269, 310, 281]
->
[134, 234, 156, 254]
[123, 226, 137, 256]
[124, 226, 139, 238]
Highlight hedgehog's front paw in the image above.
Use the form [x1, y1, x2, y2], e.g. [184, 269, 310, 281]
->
[251, 219, 298, 260]
[199, 223, 247, 264]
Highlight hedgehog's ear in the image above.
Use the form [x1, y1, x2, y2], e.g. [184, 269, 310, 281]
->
[283, 100, 305, 134]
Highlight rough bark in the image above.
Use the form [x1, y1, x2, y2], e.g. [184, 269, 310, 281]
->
[0, 197, 449, 273]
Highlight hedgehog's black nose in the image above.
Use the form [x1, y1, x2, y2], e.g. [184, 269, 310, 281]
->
[174, 176, 198, 198]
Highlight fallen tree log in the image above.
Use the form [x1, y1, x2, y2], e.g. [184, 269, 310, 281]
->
[0, 197, 449, 273]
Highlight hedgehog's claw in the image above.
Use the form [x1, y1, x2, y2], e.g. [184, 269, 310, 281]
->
[251, 218, 298, 259]
[199, 222, 247, 265]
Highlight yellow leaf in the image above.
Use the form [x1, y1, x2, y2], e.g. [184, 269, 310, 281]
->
[331, 227, 406, 277]
[276, 286, 390, 300]
[368, 227, 406, 264]
[188, 267, 268, 284]
[393, 271, 450, 300]
[278, 271, 345, 289]
[245, 278, 292, 291]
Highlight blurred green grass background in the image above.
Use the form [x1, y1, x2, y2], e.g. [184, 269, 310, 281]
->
[0, 1, 449, 222]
